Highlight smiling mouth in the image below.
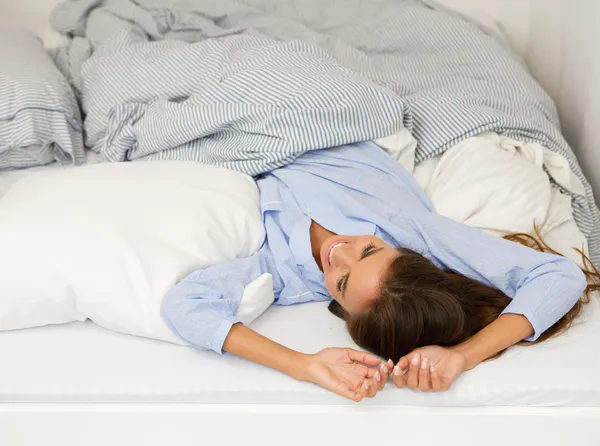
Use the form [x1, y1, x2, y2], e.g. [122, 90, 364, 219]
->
[327, 241, 346, 267]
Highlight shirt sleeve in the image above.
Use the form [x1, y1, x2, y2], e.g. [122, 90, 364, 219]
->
[160, 248, 273, 354]
[413, 211, 587, 341]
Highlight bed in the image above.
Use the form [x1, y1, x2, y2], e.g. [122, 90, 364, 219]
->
[2, 1, 600, 445]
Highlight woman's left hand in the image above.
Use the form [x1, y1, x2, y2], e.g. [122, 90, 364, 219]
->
[392, 345, 469, 392]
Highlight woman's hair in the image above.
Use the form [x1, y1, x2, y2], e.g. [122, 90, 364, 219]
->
[328, 227, 600, 362]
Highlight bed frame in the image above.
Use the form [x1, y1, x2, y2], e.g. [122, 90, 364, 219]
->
[2, 404, 599, 445]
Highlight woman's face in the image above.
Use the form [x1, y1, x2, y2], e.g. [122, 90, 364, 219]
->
[320, 235, 399, 315]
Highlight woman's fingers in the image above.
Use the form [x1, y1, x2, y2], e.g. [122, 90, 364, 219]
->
[362, 360, 394, 398]
[418, 357, 431, 392]
[351, 376, 379, 402]
[347, 349, 382, 366]
[367, 365, 386, 398]
[394, 352, 442, 392]
[364, 365, 379, 379]
[406, 352, 420, 389]
[392, 357, 406, 388]
[359, 374, 378, 399]
[397, 356, 410, 373]
[384, 359, 393, 381]
[377, 360, 392, 391]
[392, 362, 404, 388]
[392, 355, 410, 388]
[347, 384, 367, 402]
[361, 367, 380, 398]
[360, 359, 393, 398]
[367, 375, 379, 398]
[430, 364, 442, 392]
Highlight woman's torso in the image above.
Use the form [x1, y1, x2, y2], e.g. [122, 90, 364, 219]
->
[256, 140, 434, 305]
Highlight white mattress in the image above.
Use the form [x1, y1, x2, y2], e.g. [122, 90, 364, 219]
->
[1, 295, 599, 406]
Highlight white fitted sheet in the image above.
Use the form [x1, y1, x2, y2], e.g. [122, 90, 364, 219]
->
[1, 294, 599, 406]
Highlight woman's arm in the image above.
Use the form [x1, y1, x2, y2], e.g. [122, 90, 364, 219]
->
[223, 323, 310, 381]
[389, 211, 587, 392]
[224, 323, 389, 401]
[453, 313, 534, 370]
[414, 211, 587, 342]
[161, 251, 388, 401]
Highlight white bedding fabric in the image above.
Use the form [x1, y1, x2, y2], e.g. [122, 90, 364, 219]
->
[1, 298, 599, 406]
[0, 133, 596, 408]
[0, 160, 266, 342]
[413, 132, 589, 260]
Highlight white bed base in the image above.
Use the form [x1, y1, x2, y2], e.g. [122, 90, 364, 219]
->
[2, 404, 599, 446]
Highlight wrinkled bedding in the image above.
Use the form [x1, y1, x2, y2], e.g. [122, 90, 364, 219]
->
[48, 0, 600, 264]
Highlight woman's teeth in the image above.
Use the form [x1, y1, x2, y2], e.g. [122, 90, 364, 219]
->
[328, 242, 343, 265]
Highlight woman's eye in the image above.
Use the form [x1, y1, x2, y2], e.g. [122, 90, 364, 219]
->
[361, 243, 376, 258]
[336, 275, 348, 295]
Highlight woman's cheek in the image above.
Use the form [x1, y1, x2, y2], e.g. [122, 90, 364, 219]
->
[325, 276, 334, 296]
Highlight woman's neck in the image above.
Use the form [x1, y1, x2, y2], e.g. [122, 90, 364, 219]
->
[309, 221, 337, 272]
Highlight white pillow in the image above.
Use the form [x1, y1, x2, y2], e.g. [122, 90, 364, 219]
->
[411, 132, 589, 265]
[417, 134, 552, 237]
[0, 161, 266, 344]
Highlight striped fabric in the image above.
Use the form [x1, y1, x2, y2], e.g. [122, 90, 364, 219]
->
[0, 28, 83, 169]
[75, 31, 409, 173]
[50, 0, 600, 266]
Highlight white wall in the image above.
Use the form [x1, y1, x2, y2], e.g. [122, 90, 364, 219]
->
[437, 0, 532, 56]
[527, 0, 600, 203]
[0, 0, 66, 47]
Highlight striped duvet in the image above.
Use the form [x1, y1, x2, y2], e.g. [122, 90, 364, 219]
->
[50, 0, 600, 265]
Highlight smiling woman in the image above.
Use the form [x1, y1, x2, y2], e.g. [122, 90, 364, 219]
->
[311, 226, 398, 315]
[161, 140, 594, 401]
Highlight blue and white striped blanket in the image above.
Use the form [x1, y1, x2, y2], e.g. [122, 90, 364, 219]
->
[50, 0, 600, 265]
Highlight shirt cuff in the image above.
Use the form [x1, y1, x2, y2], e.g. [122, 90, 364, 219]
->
[210, 318, 239, 354]
[500, 302, 540, 342]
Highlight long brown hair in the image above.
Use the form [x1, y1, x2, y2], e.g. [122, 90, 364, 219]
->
[328, 227, 600, 361]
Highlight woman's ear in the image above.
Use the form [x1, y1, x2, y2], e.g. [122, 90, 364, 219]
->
[328, 300, 346, 320]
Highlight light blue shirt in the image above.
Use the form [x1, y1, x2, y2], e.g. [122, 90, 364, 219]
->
[161, 141, 587, 354]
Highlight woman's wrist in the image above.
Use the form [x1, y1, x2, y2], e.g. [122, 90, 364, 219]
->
[223, 324, 314, 382]
[289, 352, 314, 382]
[451, 341, 483, 371]
[451, 314, 535, 371]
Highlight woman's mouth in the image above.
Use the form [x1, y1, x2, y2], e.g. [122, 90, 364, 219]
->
[326, 240, 346, 267]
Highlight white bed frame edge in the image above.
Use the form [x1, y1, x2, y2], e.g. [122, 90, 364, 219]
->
[2, 403, 598, 445]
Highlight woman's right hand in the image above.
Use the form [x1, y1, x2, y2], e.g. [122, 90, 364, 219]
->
[306, 348, 391, 401]
[222, 324, 389, 401]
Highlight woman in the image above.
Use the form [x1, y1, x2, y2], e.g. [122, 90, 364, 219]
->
[161, 140, 595, 401]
